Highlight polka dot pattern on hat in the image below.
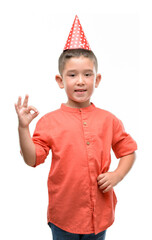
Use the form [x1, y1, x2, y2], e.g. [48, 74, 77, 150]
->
[64, 15, 91, 50]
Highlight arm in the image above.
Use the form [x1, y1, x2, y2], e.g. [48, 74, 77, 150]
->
[18, 126, 36, 167]
[15, 95, 39, 167]
[97, 152, 136, 193]
[114, 152, 136, 180]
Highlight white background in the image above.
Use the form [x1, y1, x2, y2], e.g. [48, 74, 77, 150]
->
[0, 0, 151, 239]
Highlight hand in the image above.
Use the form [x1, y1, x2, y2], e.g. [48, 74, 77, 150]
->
[14, 94, 39, 128]
[97, 171, 121, 193]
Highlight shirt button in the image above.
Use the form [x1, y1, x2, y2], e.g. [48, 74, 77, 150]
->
[86, 141, 90, 145]
[83, 122, 87, 125]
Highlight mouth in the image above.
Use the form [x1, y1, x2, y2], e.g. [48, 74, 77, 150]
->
[74, 89, 87, 96]
[74, 89, 87, 92]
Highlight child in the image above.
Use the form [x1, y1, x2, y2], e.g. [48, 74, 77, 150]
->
[15, 15, 137, 240]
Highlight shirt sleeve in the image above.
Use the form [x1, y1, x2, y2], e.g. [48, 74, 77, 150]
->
[31, 116, 51, 167]
[112, 116, 137, 159]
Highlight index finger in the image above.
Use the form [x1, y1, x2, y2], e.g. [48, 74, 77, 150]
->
[97, 174, 105, 181]
[17, 96, 22, 108]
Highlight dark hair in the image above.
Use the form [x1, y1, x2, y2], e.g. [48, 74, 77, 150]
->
[58, 48, 98, 76]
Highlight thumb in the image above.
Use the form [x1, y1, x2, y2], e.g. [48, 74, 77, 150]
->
[31, 110, 39, 120]
[28, 106, 39, 120]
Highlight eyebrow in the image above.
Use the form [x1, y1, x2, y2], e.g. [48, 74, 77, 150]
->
[67, 69, 94, 73]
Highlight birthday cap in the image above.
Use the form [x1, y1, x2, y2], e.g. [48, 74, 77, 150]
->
[64, 15, 91, 50]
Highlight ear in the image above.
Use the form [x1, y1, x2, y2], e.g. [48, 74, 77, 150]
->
[55, 75, 64, 89]
[95, 74, 101, 88]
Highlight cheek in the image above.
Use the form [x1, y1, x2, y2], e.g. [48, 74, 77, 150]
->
[64, 84, 73, 94]
[88, 83, 95, 93]
[66, 84, 72, 90]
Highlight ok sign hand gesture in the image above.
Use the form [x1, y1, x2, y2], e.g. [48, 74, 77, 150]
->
[15, 94, 39, 128]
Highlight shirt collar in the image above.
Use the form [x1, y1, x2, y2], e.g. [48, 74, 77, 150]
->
[60, 102, 96, 113]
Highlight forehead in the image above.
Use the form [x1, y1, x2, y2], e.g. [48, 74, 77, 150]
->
[63, 56, 95, 72]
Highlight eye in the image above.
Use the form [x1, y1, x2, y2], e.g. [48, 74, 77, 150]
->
[68, 74, 75, 77]
[85, 73, 92, 77]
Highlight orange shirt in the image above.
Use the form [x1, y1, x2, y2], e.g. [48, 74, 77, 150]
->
[32, 102, 137, 235]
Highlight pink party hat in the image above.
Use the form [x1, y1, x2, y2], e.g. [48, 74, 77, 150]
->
[64, 15, 91, 50]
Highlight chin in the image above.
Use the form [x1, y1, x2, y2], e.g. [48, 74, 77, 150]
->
[73, 98, 88, 103]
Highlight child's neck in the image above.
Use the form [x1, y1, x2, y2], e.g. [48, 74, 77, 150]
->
[65, 100, 91, 108]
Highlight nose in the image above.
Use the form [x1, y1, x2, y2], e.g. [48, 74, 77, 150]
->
[77, 75, 85, 85]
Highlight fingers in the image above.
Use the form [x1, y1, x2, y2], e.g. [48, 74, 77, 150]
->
[14, 95, 26, 115]
[28, 105, 39, 114]
[15, 94, 29, 109]
[97, 174, 106, 186]
[98, 177, 107, 187]
[14, 95, 39, 117]
[15, 95, 39, 127]
[17, 96, 22, 108]
[23, 94, 29, 107]
[97, 173, 112, 193]
[102, 185, 112, 193]
[28, 105, 39, 120]
[97, 173, 105, 181]
[15, 94, 29, 113]
[97, 175, 108, 189]
[99, 180, 110, 190]
[31, 111, 39, 120]
[98, 179, 112, 193]
[14, 96, 23, 113]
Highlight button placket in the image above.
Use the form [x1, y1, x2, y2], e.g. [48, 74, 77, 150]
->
[80, 110, 96, 230]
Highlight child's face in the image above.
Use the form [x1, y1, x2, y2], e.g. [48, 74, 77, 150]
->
[55, 56, 101, 108]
